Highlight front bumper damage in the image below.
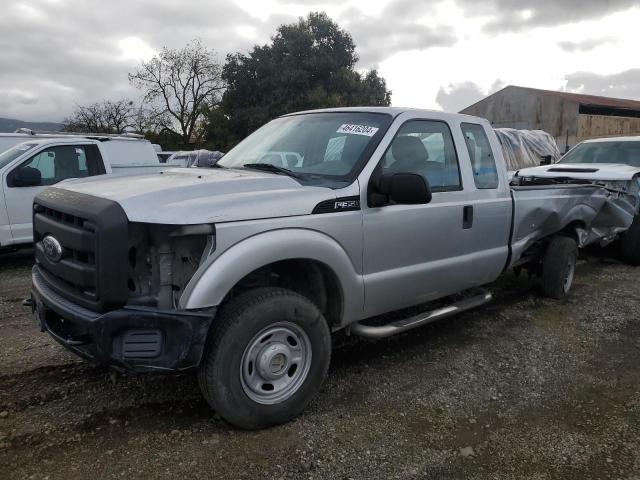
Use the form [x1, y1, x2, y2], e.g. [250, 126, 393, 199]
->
[31, 266, 215, 373]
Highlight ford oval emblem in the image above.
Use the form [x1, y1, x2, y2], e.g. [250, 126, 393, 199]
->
[42, 235, 63, 263]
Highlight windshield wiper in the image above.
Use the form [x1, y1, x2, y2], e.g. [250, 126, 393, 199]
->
[242, 163, 306, 180]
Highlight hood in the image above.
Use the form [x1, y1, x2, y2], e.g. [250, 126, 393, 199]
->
[517, 163, 640, 181]
[58, 167, 335, 224]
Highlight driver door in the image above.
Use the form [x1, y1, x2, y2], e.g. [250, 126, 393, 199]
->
[4, 143, 105, 243]
[362, 119, 475, 317]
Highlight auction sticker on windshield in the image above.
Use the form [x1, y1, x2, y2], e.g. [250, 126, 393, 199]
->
[337, 124, 379, 137]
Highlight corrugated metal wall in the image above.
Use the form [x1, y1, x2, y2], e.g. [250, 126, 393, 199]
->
[461, 86, 579, 152]
[577, 114, 640, 142]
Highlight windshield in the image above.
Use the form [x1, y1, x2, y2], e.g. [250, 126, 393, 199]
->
[0, 143, 37, 170]
[560, 141, 640, 167]
[217, 112, 392, 185]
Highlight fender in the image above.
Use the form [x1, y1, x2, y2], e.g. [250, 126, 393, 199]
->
[179, 228, 364, 326]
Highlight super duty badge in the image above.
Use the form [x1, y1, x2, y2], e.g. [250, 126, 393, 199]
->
[313, 196, 361, 214]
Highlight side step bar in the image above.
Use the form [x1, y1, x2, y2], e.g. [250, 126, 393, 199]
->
[350, 291, 493, 339]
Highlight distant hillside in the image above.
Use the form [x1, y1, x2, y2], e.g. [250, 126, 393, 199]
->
[0, 117, 63, 133]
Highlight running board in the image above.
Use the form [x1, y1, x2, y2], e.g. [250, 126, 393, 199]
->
[350, 291, 493, 339]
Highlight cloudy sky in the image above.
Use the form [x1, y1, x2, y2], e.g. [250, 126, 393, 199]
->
[1, 0, 639, 121]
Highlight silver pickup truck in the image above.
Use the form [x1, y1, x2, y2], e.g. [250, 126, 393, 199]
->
[30, 108, 640, 429]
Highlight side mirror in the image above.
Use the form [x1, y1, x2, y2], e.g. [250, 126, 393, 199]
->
[540, 155, 552, 166]
[371, 172, 432, 206]
[12, 166, 42, 187]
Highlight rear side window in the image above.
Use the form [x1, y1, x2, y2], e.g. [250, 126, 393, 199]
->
[461, 123, 499, 189]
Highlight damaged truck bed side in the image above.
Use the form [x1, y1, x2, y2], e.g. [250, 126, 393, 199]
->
[29, 108, 640, 429]
[513, 162, 640, 263]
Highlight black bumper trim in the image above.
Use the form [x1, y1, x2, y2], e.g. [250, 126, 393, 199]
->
[32, 266, 215, 373]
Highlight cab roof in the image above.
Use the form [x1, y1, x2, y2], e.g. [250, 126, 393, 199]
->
[284, 106, 485, 123]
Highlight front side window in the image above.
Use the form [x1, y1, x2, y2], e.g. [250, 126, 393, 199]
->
[217, 112, 392, 186]
[381, 120, 461, 191]
[560, 141, 640, 167]
[10, 144, 104, 187]
[461, 123, 499, 189]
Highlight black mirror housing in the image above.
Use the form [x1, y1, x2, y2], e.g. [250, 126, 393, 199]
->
[12, 166, 42, 187]
[540, 155, 552, 166]
[375, 172, 432, 206]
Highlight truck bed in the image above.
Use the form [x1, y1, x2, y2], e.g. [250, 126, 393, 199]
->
[509, 183, 638, 266]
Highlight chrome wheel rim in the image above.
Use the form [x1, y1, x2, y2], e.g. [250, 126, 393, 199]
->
[563, 252, 577, 293]
[240, 322, 312, 405]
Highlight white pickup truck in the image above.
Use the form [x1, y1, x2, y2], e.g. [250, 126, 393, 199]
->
[0, 136, 161, 249]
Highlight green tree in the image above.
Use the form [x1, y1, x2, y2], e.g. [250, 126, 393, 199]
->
[201, 105, 235, 152]
[213, 12, 391, 146]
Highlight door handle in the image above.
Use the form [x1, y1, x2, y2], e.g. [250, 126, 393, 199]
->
[463, 205, 474, 229]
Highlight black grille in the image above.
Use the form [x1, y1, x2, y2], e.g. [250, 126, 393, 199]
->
[33, 187, 130, 312]
[34, 208, 98, 300]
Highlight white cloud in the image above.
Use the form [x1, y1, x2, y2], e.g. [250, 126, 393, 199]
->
[0, 0, 637, 121]
[119, 37, 157, 62]
[13, 3, 45, 20]
[235, 26, 258, 40]
[380, 5, 640, 110]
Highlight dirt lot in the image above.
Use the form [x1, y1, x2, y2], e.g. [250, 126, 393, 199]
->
[1, 248, 639, 480]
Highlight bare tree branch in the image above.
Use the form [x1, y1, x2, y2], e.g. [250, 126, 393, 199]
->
[128, 39, 224, 147]
[62, 99, 136, 134]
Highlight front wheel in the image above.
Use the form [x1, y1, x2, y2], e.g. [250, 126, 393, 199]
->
[198, 287, 331, 430]
[540, 236, 578, 299]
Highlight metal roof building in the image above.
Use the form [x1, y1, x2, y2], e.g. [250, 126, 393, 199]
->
[460, 85, 640, 152]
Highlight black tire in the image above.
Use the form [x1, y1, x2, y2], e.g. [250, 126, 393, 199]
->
[540, 236, 578, 299]
[620, 215, 640, 266]
[197, 287, 331, 430]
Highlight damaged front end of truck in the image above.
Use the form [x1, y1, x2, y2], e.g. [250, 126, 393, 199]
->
[30, 187, 216, 373]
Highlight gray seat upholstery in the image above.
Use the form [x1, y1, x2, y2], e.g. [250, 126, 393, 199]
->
[391, 136, 429, 172]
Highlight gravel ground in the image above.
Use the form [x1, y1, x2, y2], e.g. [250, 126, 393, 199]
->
[1, 248, 639, 479]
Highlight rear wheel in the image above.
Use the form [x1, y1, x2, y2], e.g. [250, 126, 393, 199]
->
[540, 236, 578, 299]
[620, 215, 640, 266]
[198, 287, 331, 430]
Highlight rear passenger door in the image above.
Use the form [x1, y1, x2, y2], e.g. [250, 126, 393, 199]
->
[362, 119, 476, 317]
[5, 143, 105, 243]
[459, 122, 512, 285]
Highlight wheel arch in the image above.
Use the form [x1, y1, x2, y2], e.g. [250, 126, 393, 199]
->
[555, 219, 587, 244]
[179, 228, 363, 327]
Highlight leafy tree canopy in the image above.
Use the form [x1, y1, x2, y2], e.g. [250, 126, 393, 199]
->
[216, 12, 391, 145]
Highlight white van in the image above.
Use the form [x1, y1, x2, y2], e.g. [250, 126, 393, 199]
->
[0, 136, 162, 248]
[0, 130, 149, 154]
[0, 132, 67, 153]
